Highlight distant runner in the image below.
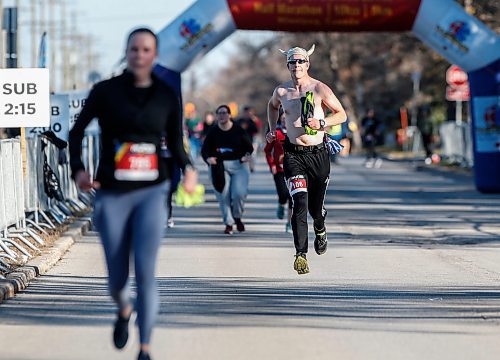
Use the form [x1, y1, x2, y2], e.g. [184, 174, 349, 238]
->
[264, 108, 292, 232]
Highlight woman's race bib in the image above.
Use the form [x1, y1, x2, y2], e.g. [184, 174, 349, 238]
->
[114, 142, 159, 181]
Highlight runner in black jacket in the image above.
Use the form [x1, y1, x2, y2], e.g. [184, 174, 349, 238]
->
[69, 28, 197, 360]
[201, 104, 253, 234]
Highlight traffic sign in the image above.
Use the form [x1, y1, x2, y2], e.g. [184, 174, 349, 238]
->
[446, 65, 468, 87]
[446, 85, 470, 101]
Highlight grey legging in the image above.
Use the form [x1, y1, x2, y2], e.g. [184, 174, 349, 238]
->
[93, 181, 169, 345]
[213, 160, 250, 225]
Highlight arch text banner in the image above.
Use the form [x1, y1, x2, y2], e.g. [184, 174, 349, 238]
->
[226, 0, 422, 32]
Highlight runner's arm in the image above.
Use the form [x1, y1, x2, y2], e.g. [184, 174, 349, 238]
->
[68, 84, 101, 178]
[267, 88, 281, 134]
[318, 82, 347, 127]
[166, 92, 192, 171]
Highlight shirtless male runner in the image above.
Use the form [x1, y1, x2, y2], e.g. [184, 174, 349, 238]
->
[266, 45, 347, 274]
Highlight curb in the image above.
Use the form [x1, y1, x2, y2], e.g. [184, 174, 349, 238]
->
[381, 155, 473, 179]
[0, 219, 91, 304]
[414, 163, 473, 178]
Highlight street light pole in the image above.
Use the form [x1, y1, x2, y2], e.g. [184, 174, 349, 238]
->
[0, 0, 3, 68]
[48, 0, 56, 90]
[410, 70, 421, 127]
[30, 0, 37, 67]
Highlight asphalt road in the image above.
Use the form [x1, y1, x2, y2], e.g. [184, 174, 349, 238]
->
[0, 155, 499, 360]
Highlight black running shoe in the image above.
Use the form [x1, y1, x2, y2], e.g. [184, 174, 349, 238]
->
[138, 350, 151, 360]
[235, 218, 245, 232]
[224, 225, 233, 235]
[314, 227, 328, 255]
[113, 311, 131, 349]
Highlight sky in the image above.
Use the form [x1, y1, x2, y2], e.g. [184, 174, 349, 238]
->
[68, 0, 274, 89]
[73, 0, 198, 73]
[6, 0, 271, 87]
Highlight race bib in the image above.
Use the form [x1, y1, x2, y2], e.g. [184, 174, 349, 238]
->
[114, 142, 159, 181]
[287, 175, 307, 196]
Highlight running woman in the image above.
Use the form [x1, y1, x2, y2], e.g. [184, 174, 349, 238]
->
[69, 28, 197, 360]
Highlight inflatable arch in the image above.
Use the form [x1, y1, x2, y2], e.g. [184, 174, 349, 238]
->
[153, 0, 500, 193]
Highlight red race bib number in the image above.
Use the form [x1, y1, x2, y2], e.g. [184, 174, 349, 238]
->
[287, 175, 307, 196]
[114, 142, 158, 181]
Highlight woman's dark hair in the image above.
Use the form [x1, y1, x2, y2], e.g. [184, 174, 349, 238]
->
[126, 27, 158, 49]
[216, 105, 231, 115]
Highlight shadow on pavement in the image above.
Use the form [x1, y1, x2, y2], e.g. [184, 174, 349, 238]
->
[0, 274, 498, 334]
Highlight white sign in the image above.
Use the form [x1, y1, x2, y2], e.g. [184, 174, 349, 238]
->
[26, 94, 70, 139]
[0, 68, 50, 128]
[67, 90, 89, 130]
[446, 85, 470, 101]
[65, 89, 99, 135]
[446, 65, 468, 87]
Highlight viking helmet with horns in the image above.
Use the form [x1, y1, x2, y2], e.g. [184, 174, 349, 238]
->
[279, 44, 316, 62]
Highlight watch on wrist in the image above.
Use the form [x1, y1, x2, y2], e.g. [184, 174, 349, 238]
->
[319, 119, 326, 129]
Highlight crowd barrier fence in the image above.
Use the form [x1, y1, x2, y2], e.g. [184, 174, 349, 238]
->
[0, 134, 99, 274]
[439, 122, 473, 167]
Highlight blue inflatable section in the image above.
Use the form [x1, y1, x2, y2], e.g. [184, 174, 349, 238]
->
[156, 0, 500, 192]
[153, 64, 182, 102]
[468, 58, 500, 193]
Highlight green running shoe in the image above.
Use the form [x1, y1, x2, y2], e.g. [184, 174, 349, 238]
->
[293, 253, 309, 275]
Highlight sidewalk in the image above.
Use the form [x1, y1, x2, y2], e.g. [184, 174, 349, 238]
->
[0, 154, 499, 360]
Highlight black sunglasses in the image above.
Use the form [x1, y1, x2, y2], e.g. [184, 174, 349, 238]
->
[287, 59, 308, 65]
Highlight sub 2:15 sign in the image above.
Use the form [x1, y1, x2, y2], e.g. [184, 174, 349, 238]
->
[0, 68, 50, 128]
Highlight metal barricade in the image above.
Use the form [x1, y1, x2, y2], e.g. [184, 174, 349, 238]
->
[1, 141, 17, 228]
[0, 140, 33, 262]
[37, 137, 50, 213]
[0, 141, 16, 261]
[12, 141, 25, 228]
[0, 131, 99, 271]
[403, 126, 424, 154]
[24, 138, 40, 213]
[439, 122, 473, 166]
[0, 141, 6, 234]
[8, 140, 43, 257]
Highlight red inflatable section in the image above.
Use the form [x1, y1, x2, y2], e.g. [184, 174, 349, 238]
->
[227, 0, 422, 32]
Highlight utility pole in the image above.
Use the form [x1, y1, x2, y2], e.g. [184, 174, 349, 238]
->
[15, 0, 20, 66]
[39, 0, 46, 49]
[60, 0, 69, 90]
[69, 8, 78, 89]
[30, 0, 37, 67]
[0, 0, 3, 68]
[48, 0, 56, 90]
[4, 6, 17, 68]
[84, 34, 99, 87]
[410, 70, 421, 127]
